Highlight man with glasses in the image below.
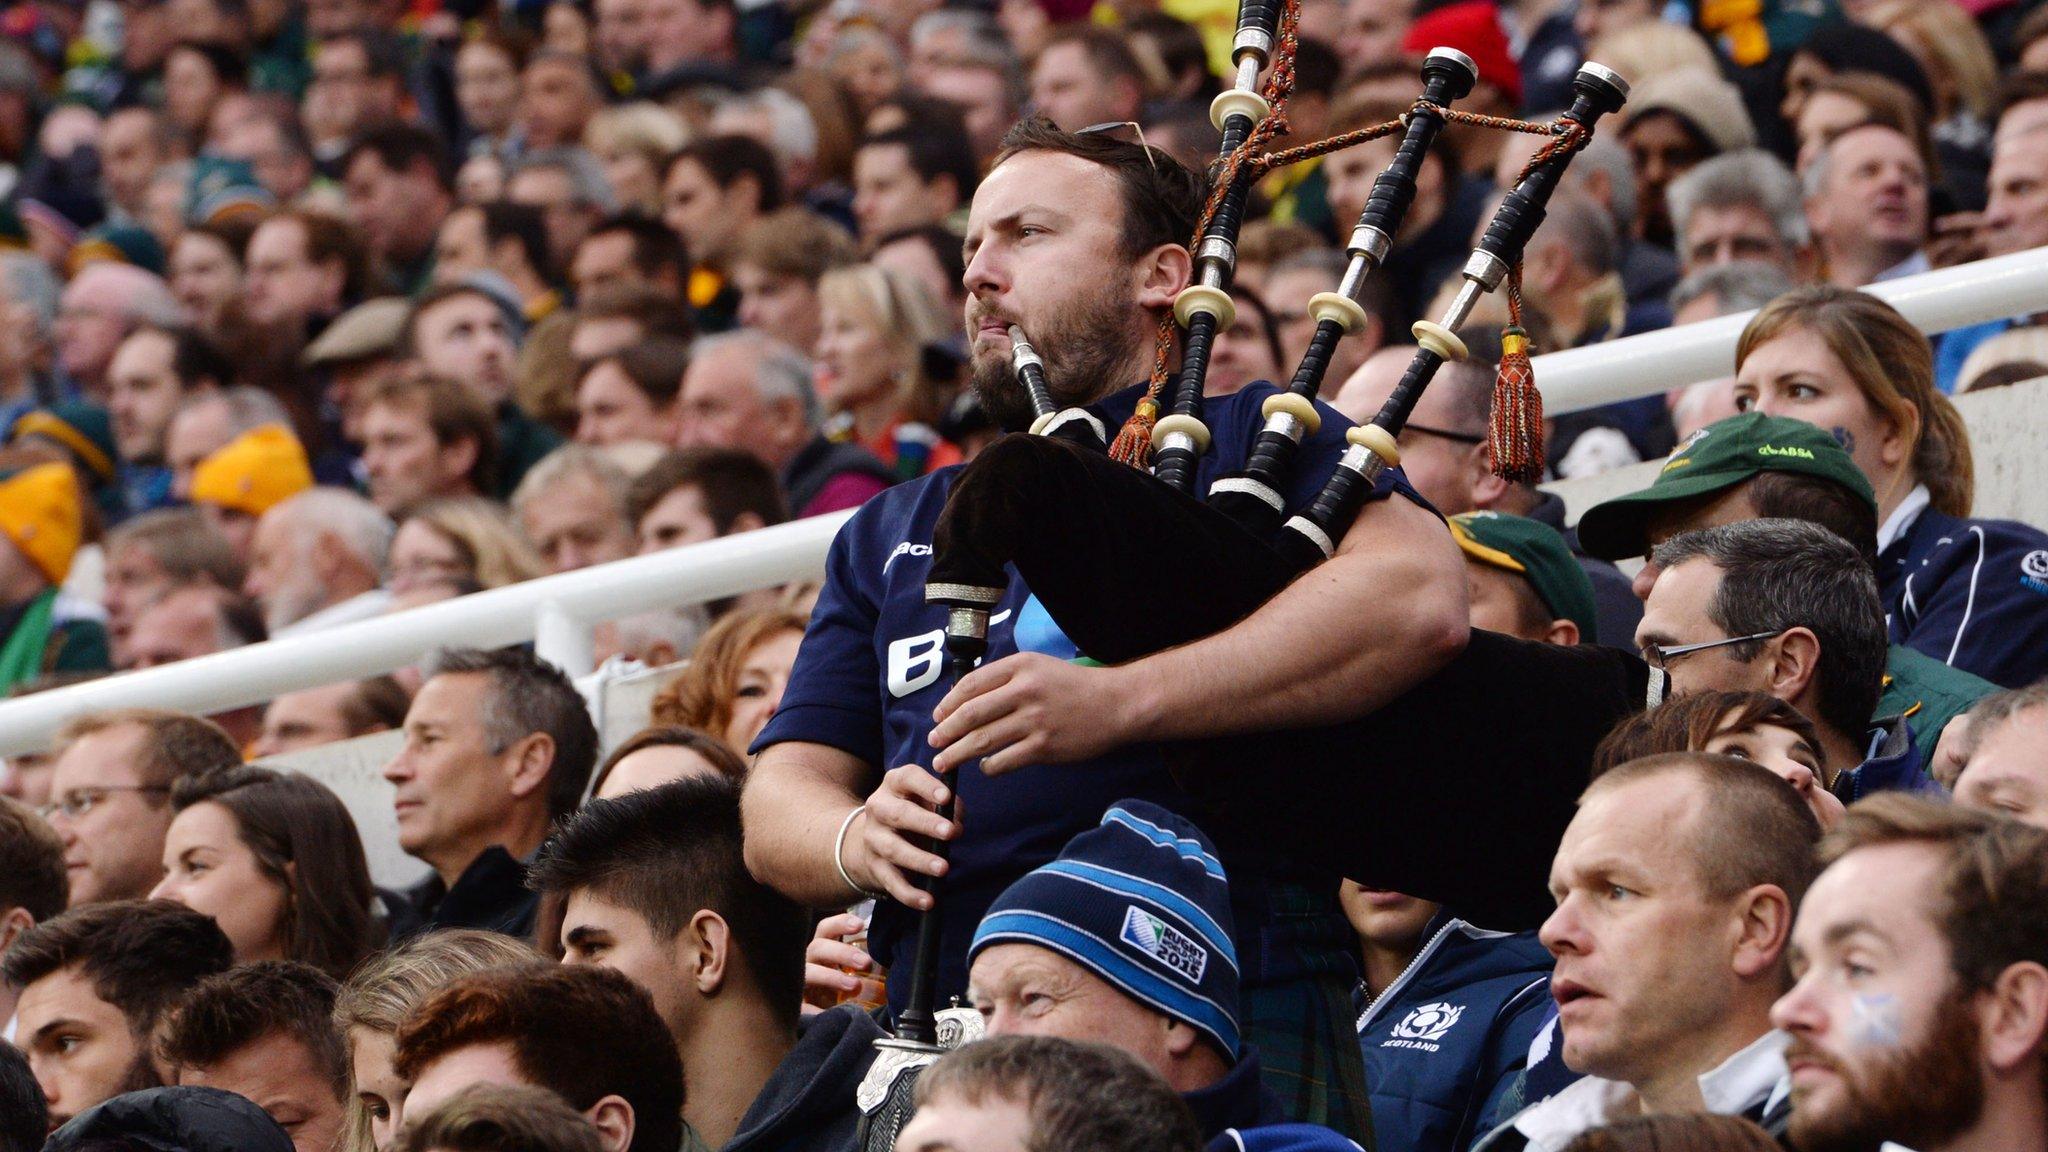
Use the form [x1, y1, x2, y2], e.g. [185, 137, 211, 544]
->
[1335, 336, 1641, 648]
[1578, 412, 1993, 773]
[1636, 518, 1932, 801]
[41, 709, 241, 908]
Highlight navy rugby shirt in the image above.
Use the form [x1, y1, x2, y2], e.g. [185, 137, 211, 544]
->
[754, 379, 1426, 1014]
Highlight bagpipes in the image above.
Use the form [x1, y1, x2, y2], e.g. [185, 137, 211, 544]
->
[855, 1, 1644, 1142]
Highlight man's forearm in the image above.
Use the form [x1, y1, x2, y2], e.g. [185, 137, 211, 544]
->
[1121, 496, 1469, 740]
[740, 742, 872, 906]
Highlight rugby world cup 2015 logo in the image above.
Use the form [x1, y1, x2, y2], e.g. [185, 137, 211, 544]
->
[1120, 906, 1208, 984]
[1383, 1002, 1465, 1052]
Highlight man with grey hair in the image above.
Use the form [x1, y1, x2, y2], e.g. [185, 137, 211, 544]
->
[1636, 518, 1927, 799]
[512, 445, 638, 575]
[508, 148, 619, 273]
[675, 330, 894, 517]
[710, 89, 821, 197]
[53, 264, 184, 400]
[1495, 132, 1679, 310]
[246, 489, 395, 635]
[1666, 261, 1798, 439]
[383, 646, 599, 938]
[163, 387, 294, 501]
[1666, 149, 1812, 278]
[1802, 122, 1930, 287]
[0, 252, 60, 432]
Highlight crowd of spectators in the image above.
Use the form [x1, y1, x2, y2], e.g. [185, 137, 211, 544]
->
[3, 0, 2048, 1151]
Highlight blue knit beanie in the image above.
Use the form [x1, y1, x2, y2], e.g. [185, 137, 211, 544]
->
[969, 800, 1241, 1061]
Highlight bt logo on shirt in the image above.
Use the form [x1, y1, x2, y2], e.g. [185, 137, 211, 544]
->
[887, 610, 1013, 698]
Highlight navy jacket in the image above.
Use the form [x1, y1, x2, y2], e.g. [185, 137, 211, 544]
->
[1834, 716, 1940, 803]
[1882, 506, 2048, 689]
[1355, 917, 1558, 1152]
[725, 1006, 885, 1152]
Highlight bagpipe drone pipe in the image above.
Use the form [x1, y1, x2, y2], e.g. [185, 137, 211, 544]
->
[924, 43, 1657, 932]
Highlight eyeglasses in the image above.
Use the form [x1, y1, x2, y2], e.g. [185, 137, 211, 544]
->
[1638, 629, 1788, 671]
[1401, 421, 1487, 446]
[39, 785, 171, 821]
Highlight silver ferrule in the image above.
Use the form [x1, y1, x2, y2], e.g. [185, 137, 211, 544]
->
[1197, 235, 1237, 268]
[1461, 249, 1509, 292]
[1006, 326, 1045, 374]
[945, 606, 990, 643]
[1341, 440, 1392, 483]
[1263, 410, 1308, 445]
[1440, 279, 1487, 334]
[1233, 28, 1273, 64]
[1197, 262, 1230, 290]
[1345, 224, 1392, 267]
[1161, 430, 1200, 456]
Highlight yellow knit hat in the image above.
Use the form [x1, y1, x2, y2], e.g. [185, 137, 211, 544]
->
[0, 463, 84, 584]
[189, 425, 315, 517]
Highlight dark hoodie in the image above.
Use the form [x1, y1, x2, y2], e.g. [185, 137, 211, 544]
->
[44, 1088, 294, 1152]
[725, 1005, 887, 1152]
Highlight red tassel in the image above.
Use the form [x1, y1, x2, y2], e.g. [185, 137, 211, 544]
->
[1110, 397, 1159, 468]
[1490, 325, 1545, 482]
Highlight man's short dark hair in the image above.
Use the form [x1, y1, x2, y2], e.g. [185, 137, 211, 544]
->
[344, 676, 414, 734]
[874, 223, 965, 292]
[345, 121, 452, 193]
[1739, 470, 1880, 565]
[392, 966, 683, 1152]
[477, 202, 556, 283]
[914, 1035, 1203, 1152]
[528, 777, 809, 1020]
[627, 448, 788, 537]
[1651, 519, 1888, 741]
[396, 1084, 604, 1152]
[425, 648, 598, 819]
[1, 901, 234, 1037]
[322, 27, 407, 81]
[158, 961, 347, 1098]
[0, 797, 67, 922]
[132, 324, 236, 392]
[104, 508, 246, 592]
[1586, 752, 1822, 910]
[994, 118, 1204, 261]
[863, 125, 981, 203]
[670, 136, 785, 214]
[1040, 24, 1147, 89]
[585, 215, 691, 292]
[171, 40, 249, 87]
[0, 1034, 45, 1152]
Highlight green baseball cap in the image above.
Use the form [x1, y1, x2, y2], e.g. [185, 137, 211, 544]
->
[1575, 412, 1876, 561]
[1449, 511, 1599, 640]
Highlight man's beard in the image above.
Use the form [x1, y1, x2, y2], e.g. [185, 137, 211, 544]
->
[49, 1046, 161, 1131]
[1786, 987, 1985, 1152]
[967, 278, 1148, 433]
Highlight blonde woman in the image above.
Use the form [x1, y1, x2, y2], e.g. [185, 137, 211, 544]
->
[388, 498, 545, 594]
[1859, 0, 1997, 155]
[334, 930, 545, 1152]
[813, 263, 961, 481]
[1733, 286, 2048, 688]
[584, 104, 691, 217]
[650, 607, 808, 757]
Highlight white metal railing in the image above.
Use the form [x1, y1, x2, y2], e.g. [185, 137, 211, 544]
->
[1538, 245, 2048, 414]
[0, 511, 852, 757]
[2, 247, 2042, 754]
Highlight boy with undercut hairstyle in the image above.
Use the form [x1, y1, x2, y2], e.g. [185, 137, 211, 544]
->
[529, 776, 880, 1152]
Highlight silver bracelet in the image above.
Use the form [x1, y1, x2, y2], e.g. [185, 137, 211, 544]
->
[834, 804, 882, 898]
